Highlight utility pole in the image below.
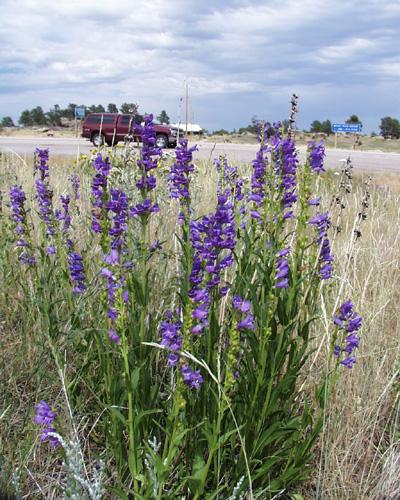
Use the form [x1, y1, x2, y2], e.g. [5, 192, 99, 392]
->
[185, 82, 188, 140]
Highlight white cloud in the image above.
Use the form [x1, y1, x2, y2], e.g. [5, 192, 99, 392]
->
[0, 0, 399, 131]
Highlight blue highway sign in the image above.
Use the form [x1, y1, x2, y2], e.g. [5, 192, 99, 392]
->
[75, 106, 85, 119]
[332, 123, 362, 133]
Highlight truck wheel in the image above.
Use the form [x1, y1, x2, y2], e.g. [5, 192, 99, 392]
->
[92, 133, 105, 147]
[155, 134, 168, 148]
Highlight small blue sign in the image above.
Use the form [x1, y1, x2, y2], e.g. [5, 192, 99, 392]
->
[75, 106, 85, 119]
[332, 123, 362, 133]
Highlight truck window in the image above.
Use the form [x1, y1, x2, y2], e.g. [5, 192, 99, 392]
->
[86, 115, 115, 124]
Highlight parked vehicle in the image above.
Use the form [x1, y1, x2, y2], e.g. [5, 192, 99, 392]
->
[81, 113, 178, 148]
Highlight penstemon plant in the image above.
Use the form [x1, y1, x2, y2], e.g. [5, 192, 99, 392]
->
[0, 101, 363, 499]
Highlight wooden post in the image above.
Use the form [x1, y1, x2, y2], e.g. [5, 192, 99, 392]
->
[334, 132, 338, 149]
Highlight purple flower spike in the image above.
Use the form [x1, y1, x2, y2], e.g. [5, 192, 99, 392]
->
[34, 148, 50, 180]
[340, 356, 356, 369]
[108, 329, 120, 344]
[169, 139, 198, 200]
[9, 185, 35, 265]
[333, 300, 362, 367]
[237, 315, 255, 330]
[181, 365, 204, 390]
[308, 141, 326, 174]
[67, 252, 86, 294]
[35, 401, 56, 425]
[34, 400, 60, 447]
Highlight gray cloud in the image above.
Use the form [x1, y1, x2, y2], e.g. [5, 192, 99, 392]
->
[0, 0, 399, 131]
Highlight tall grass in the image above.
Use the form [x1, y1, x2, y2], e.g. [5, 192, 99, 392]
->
[0, 115, 399, 499]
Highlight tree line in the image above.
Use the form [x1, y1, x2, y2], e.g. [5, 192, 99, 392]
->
[0, 103, 171, 128]
[1, 106, 400, 139]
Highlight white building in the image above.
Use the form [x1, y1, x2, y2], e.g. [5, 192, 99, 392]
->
[170, 123, 203, 134]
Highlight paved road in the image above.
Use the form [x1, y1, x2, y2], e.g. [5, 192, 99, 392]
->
[1, 135, 399, 173]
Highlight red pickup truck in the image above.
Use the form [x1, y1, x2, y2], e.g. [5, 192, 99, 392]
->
[81, 113, 178, 148]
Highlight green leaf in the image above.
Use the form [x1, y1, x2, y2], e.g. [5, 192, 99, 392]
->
[187, 454, 208, 497]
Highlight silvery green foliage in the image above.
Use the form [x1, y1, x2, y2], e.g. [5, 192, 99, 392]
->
[227, 476, 245, 500]
[144, 435, 163, 498]
[11, 468, 22, 499]
[48, 432, 104, 500]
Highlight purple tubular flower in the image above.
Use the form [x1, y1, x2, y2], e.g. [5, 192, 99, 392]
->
[233, 295, 255, 330]
[309, 212, 334, 280]
[108, 329, 120, 344]
[308, 141, 326, 173]
[249, 125, 269, 209]
[34, 148, 49, 180]
[340, 356, 356, 368]
[169, 139, 198, 200]
[159, 318, 183, 366]
[67, 252, 86, 294]
[189, 189, 236, 334]
[130, 114, 162, 217]
[237, 315, 255, 330]
[91, 153, 110, 233]
[69, 174, 80, 200]
[35, 179, 55, 237]
[274, 137, 298, 212]
[35, 400, 56, 425]
[333, 300, 362, 368]
[275, 247, 290, 289]
[232, 296, 251, 313]
[34, 400, 59, 447]
[308, 197, 321, 206]
[214, 156, 243, 200]
[181, 365, 203, 390]
[9, 185, 35, 265]
[55, 194, 72, 238]
[107, 188, 128, 250]
[130, 198, 160, 217]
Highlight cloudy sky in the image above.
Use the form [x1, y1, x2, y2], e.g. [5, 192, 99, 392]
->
[1, 0, 399, 132]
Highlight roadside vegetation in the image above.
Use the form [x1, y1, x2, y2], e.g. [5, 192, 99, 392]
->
[0, 103, 399, 498]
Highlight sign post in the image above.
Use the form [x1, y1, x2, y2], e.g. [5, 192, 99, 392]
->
[74, 106, 86, 138]
[331, 123, 362, 149]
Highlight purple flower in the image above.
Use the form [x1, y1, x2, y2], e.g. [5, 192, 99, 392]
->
[108, 329, 120, 344]
[35, 179, 55, 237]
[232, 296, 251, 313]
[275, 247, 290, 289]
[34, 148, 49, 180]
[237, 315, 255, 330]
[340, 356, 356, 368]
[333, 300, 362, 368]
[104, 249, 119, 265]
[181, 365, 203, 390]
[130, 198, 160, 218]
[308, 197, 321, 206]
[35, 400, 56, 425]
[308, 141, 325, 174]
[68, 252, 86, 294]
[91, 154, 110, 233]
[160, 317, 183, 365]
[107, 189, 128, 250]
[34, 400, 59, 447]
[9, 185, 35, 265]
[69, 174, 80, 200]
[55, 194, 72, 237]
[309, 212, 334, 280]
[169, 139, 197, 200]
[249, 128, 269, 208]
